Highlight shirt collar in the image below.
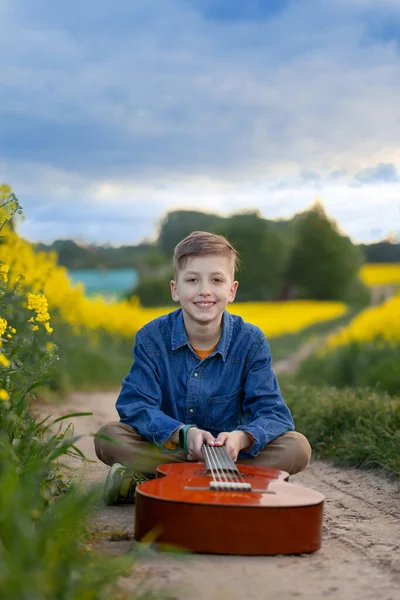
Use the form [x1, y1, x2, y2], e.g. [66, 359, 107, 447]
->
[171, 308, 233, 362]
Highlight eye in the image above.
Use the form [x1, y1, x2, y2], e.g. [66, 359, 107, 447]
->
[213, 278, 223, 283]
[186, 278, 197, 283]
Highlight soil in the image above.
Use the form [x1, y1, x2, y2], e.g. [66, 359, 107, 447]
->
[42, 387, 400, 600]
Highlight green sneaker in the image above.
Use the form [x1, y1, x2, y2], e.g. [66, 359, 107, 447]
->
[103, 463, 154, 505]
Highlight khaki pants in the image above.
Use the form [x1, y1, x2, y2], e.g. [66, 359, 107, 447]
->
[94, 422, 312, 476]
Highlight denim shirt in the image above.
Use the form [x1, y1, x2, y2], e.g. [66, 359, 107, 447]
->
[116, 308, 294, 458]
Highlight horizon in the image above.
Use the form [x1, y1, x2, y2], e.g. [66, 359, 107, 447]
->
[27, 206, 398, 249]
[2, 0, 400, 245]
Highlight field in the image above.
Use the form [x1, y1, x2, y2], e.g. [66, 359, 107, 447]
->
[360, 263, 400, 286]
[1, 198, 399, 600]
[298, 293, 400, 395]
[0, 224, 347, 341]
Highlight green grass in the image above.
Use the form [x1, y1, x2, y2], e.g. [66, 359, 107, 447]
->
[0, 400, 149, 599]
[281, 379, 400, 477]
[297, 340, 400, 396]
[39, 327, 134, 399]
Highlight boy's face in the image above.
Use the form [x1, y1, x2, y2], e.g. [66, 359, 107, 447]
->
[170, 254, 238, 328]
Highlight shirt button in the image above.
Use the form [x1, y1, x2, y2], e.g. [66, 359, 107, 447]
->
[189, 409, 194, 413]
[194, 373, 198, 377]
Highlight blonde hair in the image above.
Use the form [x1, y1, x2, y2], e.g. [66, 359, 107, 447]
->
[173, 231, 239, 280]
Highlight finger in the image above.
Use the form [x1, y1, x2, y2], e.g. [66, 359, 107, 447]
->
[214, 432, 229, 446]
[224, 440, 237, 461]
[203, 431, 216, 446]
[193, 436, 205, 460]
[186, 432, 203, 461]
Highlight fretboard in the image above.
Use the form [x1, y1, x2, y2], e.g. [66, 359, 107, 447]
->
[202, 444, 239, 473]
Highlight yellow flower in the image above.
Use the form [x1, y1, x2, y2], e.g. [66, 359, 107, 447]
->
[0, 317, 7, 337]
[44, 322, 53, 334]
[0, 354, 10, 368]
[31, 325, 39, 332]
[10, 327, 16, 334]
[0, 264, 9, 283]
[35, 311, 51, 323]
[0, 183, 12, 200]
[0, 221, 351, 343]
[325, 294, 400, 350]
[360, 263, 400, 286]
[27, 292, 49, 313]
[0, 388, 10, 401]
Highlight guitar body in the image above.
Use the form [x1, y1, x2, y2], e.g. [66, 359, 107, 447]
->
[135, 461, 325, 555]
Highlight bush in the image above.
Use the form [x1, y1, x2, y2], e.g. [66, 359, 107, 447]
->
[0, 190, 146, 599]
[46, 323, 134, 395]
[282, 380, 400, 476]
[0, 431, 139, 600]
[297, 341, 400, 396]
[130, 274, 174, 307]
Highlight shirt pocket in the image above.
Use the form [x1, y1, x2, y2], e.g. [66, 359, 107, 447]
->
[205, 389, 242, 432]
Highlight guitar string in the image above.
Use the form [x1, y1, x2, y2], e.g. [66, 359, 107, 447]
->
[219, 446, 246, 484]
[213, 446, 232, 484]
[202, 444, 217, 483]
[205, 444, 230, 486]
[208, 444, 243, 486]
[202, 444, 218, 483]
[213, 445, 244, 484]
[210, 446, 230, 483]
[204, 444, 226, 485]
[202, 444, 216, 482]
[203, 444, 249, 488]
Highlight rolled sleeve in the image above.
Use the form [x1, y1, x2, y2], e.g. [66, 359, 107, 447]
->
[236, 335, 294, 458]
[116, 330, 183, 449]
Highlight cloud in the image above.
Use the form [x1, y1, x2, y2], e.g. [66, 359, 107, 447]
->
[354, 162, 400, 184]
[2, 0, 400, 244]
[299, 169, 321, 182]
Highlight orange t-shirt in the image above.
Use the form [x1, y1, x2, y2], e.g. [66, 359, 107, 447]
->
[190, 329, 222, 360]
[191, 339, 219, 360]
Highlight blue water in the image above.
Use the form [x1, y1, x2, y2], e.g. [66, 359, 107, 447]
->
[68, 268, 138, 298]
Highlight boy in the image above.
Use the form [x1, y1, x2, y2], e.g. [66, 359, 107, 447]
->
[94, 231, 311, 504]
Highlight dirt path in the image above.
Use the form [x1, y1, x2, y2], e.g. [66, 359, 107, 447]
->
[43, 389, 400, 600]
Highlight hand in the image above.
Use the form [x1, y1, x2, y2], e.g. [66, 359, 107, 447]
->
[186, 427, 216, 462]
[214, 430, 253, 462]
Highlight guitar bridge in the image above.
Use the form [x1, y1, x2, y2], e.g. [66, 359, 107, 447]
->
[209, 481, 252, 491]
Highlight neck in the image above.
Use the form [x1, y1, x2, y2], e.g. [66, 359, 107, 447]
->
[183, 314, 222, 350]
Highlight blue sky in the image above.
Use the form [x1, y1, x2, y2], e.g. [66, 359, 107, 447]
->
[1, 0, 400, 245]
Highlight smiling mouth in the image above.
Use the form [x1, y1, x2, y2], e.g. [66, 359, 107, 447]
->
[194, 302, 216, 308]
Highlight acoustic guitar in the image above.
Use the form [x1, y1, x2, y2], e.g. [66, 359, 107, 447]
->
[135, 444, 325, 555]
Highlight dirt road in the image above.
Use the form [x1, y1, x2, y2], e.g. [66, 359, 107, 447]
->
[43, 389, 400, 600]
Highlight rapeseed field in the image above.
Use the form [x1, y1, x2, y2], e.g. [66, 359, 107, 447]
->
[360, 263, 400, 286]
[1, 226, 347, 340]
[326, 294, 400, 348]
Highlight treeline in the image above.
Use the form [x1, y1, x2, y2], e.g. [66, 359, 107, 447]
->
[35, 239, 164, 271]
[37, 203, 379, 306]
[36, 222, 400, 273]
[360, 240, 400, 263]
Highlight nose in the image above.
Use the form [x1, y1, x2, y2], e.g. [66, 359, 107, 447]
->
[199, 281, 211, 296]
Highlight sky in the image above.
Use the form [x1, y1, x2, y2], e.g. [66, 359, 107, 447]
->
[1, 0, 400, 245]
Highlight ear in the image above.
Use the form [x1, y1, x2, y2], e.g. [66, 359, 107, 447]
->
[170, 280, 179, 302]
[228, 280, 239, 303]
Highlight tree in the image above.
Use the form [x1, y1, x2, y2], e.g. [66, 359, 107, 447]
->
[216, 211, 290, 301]
[158, 210, 224, 257]
[286, 202, 364, 300]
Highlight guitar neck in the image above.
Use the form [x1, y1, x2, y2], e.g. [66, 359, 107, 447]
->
[202, 444, 239, 473]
